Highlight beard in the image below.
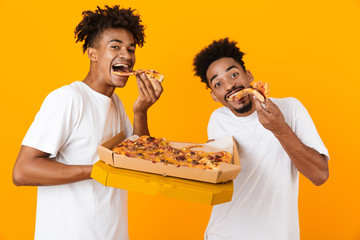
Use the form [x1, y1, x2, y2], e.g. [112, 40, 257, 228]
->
[233, 98, 253, 114]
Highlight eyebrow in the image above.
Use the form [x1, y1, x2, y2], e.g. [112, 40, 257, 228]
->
[109, 39, 136, 47]
[209, 65, 239, 83]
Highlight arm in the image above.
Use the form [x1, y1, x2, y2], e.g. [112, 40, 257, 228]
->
[254, 97, 329, 186]
[132, 72, 163, 136]
[13, 145, 92, 186]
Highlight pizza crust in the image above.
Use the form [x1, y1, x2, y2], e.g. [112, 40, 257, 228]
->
[228, 81, 269, 103]
[112, 69, 164, 90]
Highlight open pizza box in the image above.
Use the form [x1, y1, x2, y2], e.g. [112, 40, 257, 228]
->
[97, 132, 241, 183]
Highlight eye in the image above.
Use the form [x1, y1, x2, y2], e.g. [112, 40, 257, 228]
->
[214, 82, 222, 88]
[111, 46, 119, 50]
[231, 72, 239, 78]
[128, 49, 135, 53]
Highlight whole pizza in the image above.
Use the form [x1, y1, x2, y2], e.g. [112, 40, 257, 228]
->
[112, 136, 232, 170]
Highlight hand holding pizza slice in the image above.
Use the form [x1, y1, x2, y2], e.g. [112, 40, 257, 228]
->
[112, 69, 164, 90]
[227, 81, 270, 103]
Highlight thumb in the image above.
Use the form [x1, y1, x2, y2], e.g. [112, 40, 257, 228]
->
[253, 95, 263, 110]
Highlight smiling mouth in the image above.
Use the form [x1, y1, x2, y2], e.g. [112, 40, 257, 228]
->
[227, 90, 241, 100]
[226, 87, 245, 101]
[112, 63, 131, 74]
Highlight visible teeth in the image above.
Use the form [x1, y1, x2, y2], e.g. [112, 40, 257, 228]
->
[114, 63, 129, 68]
[228, 91, 240, 99]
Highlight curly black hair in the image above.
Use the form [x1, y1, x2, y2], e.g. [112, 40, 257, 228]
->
[74, 5, 145, 53]
[193, 38, 246, 88]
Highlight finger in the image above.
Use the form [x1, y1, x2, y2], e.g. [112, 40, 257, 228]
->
[253, 97, 272, 127]
[264, 98, 274, 111]
[136, 73, 151, 94]
[253, 97, 272, 122]
[264, 98, 282, 116]
[135, 74, 146, 96]
[261, 98, 271, 113]
[138, 73, 157, 99]
[153, 79, 163, 99]
[253, 95, 266, 112]
[135, 80, 155, 110]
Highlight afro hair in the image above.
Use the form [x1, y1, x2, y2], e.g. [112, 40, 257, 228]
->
[74, 5, 145, 53]
[193, 38, 246, 88]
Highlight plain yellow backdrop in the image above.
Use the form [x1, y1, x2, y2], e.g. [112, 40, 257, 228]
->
[1, 0, 359, 239]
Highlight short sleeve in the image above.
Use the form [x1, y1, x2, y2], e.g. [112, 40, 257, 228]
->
[208, 114, 217, 140]
[123, 111, 133, 138]
[290, 98, 330, 160]
[22, 89, 79, 157]
[112, 93, 133, 138]
[207, 108, 225, 140]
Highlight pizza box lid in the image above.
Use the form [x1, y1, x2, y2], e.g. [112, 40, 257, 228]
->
[97, 132, 241, 183]
[91, 160, 234, 205]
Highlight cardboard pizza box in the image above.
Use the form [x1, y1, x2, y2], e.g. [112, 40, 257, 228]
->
[91, 160, 234, 205]
[97, 132, 241, 183]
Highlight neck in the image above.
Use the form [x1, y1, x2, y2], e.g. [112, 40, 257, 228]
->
[82, 71, 115, 98]
[231, 108, 256, 117]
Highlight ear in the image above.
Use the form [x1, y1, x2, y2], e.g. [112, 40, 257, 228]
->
[211, 91, 220, 102]
[87, 47, 97, 62]
[246, 70, 254, 84]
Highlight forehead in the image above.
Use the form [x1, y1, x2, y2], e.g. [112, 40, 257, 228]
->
[97, 28, 135, 46]
[206, 57, 243, 81]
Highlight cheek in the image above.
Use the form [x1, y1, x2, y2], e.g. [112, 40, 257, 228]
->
[213, 91, 226, 102]
[132, 55, 136, 65]
[103, 54, 114, 66]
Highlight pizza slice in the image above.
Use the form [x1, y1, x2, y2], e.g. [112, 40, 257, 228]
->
[253, 81, 270, 100]
[112, 69, 164, 90]
[227, 81, 269, 103]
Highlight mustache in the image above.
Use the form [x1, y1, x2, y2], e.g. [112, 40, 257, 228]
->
[225, 86, 246, 101]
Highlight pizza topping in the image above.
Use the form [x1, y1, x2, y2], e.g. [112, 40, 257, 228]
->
[227, 81, 269, 103]
[112, 136, 232, 170]
[176, 156, 186, 161]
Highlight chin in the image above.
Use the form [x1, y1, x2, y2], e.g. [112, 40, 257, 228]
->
[223, 96, 251, 113]
[233, 100, 253, 114]
[115, 82, 127, 88]
[112, 78, 128, 88]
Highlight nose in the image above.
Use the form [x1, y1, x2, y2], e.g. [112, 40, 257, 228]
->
[118, 47, 131, 60]
[222, 79, 236, 91]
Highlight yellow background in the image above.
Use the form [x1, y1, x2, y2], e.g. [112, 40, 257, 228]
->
[1, 0, 359, 239]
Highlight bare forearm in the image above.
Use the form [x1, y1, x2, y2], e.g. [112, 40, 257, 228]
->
[132, 72, 162, 137]
[274, 125, 329, 186]
[133, 111, 150, 136]
[254, 99, 329, 185]
[13, 147, 92, 186]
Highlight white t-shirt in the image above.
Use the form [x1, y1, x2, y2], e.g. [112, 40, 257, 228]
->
[22, 81, 133, 240]
[205, 97, 329, 240]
